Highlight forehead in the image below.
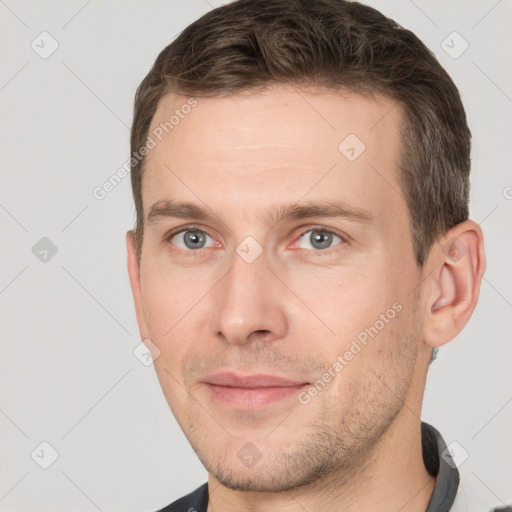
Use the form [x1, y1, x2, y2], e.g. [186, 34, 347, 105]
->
[143, 84, 405, 224]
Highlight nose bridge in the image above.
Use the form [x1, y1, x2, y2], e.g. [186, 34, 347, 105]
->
[210, 247, 286, 345]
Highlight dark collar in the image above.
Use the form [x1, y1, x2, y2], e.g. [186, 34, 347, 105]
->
[423, 422, 460, 511]
[158, 421, 459, 511]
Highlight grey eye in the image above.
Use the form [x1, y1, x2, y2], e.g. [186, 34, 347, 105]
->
[171, 230, 216, 250]
[297, 230, 342, 250]
[184, 231, 206, 249]
[310, 231, 333, 249]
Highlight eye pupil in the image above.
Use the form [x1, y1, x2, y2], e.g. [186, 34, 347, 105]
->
[310, 231, 333, 249]
[178, 229, 337, 252]
[184, 231, 206, 249]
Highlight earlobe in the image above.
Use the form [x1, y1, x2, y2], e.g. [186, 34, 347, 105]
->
[423, 221, 486, 348]
[126, 230, 150, 340]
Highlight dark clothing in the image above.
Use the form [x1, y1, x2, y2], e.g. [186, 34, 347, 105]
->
[158, 482, 208, 512]
[157, 422, 505, 511]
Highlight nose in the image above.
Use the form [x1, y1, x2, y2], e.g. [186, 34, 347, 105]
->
[210, 248, 288, 347]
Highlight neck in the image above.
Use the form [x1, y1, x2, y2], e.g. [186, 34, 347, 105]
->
[206, 410, 435, 512]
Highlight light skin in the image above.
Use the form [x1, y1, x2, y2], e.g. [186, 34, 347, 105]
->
[126, 84, 485, 511]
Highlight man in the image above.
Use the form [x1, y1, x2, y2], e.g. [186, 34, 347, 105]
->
[126, 1, 507, 510]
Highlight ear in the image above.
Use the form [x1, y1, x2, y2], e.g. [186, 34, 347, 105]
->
[126, 230, 150, 340]
[422, 220, 486, 348]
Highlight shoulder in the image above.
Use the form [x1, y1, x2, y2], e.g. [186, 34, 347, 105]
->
[450, 461, 510, 512]
[421, 423, 510, 512]
[155, 483, 208, 512]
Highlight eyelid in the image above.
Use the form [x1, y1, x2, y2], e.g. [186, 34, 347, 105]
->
[163, 224, 349, 252]
[164, 224, 221, 248]
[164, 223, 214, 238]
[294, 225, 349, 245]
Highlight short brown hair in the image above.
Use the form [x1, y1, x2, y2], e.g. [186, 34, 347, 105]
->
[130, 0, 471, 266]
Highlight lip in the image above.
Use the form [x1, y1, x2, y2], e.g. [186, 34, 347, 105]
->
[201, 372, 310, 411]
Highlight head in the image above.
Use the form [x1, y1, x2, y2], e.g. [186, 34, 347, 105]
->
[127, 0, 485, 493]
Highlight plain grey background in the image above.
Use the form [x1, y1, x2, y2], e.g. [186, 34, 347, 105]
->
[1, 0, 511, 510]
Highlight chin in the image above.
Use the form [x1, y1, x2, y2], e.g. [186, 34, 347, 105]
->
[213, 466, 325, 493]
[199, 439, 344, 493]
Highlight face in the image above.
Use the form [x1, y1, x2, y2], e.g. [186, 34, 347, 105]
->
[128, 84, 430, 492]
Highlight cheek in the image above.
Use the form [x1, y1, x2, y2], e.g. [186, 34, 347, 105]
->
[317, 296, 420, 421]
[140, 265, 220, 377]
[141, 261, 209, 335]
[142, 275, 180, 335]
[283, 261, 416, 401]
[140, 273, 194, 371]
[285, 262, 399, 342]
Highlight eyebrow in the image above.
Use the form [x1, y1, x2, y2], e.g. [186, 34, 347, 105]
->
[146, 199, 374, 226]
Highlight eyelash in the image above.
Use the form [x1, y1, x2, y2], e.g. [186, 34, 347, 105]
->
[295, 225, 347, 256]
[164, 224, 347, 255]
